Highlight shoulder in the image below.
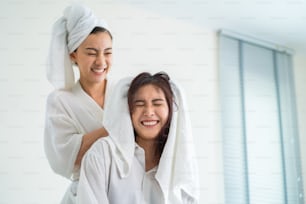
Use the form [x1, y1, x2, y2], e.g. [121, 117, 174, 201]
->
[86, 137, 114, 159]
[82, 137, 114, 171]
[46, 85, 79, 110]
[47, 88, 71, 103]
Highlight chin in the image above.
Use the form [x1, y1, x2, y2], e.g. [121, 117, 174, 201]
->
[96, 74, 107, 82]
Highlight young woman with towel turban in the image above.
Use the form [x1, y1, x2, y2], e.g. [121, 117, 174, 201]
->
[44, 3, 113, 203]
[77, 72, 199, 204]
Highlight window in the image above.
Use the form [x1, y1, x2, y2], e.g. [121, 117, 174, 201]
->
[219, 31, 304, 204]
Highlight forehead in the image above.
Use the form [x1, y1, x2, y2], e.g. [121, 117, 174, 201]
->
[134, 84, 165, 99]
[80, 32, 112, 48]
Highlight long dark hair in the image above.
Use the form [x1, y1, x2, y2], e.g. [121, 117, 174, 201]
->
[127, 72, 174, 157]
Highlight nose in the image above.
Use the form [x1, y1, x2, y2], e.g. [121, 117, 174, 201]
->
[144, 105, 154, 117]
[95, 53, 106, 68]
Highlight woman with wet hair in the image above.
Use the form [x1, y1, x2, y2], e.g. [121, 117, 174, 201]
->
[78, 72, 199, 204]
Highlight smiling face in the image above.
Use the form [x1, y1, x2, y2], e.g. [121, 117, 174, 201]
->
[131, 84, 170, 144]
[70, 31, 113, 86]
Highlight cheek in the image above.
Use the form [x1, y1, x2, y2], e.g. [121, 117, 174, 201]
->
[106, 56, 113, 65]
[131, 112, 139, 126]
[160, 108, 170, 122]
[77, 56, 91, 66]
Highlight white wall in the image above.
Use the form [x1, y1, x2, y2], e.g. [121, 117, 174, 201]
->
[293, 54, 306, 202]
[0, 1, 224, 203]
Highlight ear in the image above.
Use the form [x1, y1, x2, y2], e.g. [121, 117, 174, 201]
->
[70, 52, 76, 63]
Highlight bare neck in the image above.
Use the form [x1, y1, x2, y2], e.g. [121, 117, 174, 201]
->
[80, 80, 107, 108]
[136, 138, 159, 171]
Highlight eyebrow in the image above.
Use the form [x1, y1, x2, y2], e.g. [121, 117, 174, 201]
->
[134, 100, 144, 104]
[85, 47, 112, 52]
[133, 98, 165, 103]
[152, 99, 165, 102]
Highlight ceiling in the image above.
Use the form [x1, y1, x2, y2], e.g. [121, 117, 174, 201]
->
[123, 0, 306, 55]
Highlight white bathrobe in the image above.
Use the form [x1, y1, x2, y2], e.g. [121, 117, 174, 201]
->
[45, 3, 112, 203]
[77, 77, 199, 204]
[44, 80, 113, 203]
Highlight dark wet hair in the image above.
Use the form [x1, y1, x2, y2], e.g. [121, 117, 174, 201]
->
[90, 26, 113, 40]
[127, 72, 174, 157]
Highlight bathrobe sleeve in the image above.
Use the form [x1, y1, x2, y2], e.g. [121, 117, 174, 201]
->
[77, 138, 111, 204]
[44, 91, 83, 179]
[182, 191, 198, 204]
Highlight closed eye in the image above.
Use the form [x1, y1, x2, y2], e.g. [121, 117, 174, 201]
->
[134, 101, 145, 106]
[152, 99, 165, 106]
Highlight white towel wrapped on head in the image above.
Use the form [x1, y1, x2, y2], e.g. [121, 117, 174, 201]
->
[47, 3, 110, 89]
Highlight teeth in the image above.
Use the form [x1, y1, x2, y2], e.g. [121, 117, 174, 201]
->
[92, 68, 105, 73]
[142, 121, 157, 126]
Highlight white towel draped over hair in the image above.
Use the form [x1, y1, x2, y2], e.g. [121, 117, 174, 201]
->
[103, 77, 200, 203]
[47, 3, 110, 89]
